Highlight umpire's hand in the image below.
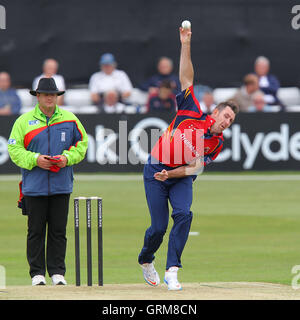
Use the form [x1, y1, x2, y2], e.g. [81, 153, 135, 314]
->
[53, 155, 68, 168]
[37, 154, 68, 170]
[37, 155, 53, 170]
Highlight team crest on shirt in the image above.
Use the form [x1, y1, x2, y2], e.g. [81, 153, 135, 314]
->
[8, 139, 16, 145]
[61, 131, 66, 142]
[28, 120, 40, 125]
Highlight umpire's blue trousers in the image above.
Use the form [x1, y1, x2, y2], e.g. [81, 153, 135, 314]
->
[138, 157, 194, 270]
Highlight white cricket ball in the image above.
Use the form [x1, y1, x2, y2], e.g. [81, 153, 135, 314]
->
[181, 20, 191, 29]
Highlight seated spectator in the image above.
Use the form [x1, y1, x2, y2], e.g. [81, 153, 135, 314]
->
[0, 72, 22, 115]
[33, 58, 65, 105]
[102, 90, 126, 114]
[248, 92, 274, 112]
[254, 56, 284, 109]
[140, 56, 180, 95]
[193, 84, 213, 101]
[200, 91, 216, 114]
[231, 74, 263, 112]
[89, 53, 133, 108]
[147, 80, 176, 112]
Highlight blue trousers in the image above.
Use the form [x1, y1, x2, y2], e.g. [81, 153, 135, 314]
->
[138, 158, 194, 270]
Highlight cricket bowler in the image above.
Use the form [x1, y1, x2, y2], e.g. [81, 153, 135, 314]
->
[138, 23, 239, 290]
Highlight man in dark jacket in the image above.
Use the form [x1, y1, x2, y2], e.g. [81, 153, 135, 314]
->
[140, 57, 181, 95]
[254, 56, 285, 110]
[7, 78, 88, 286]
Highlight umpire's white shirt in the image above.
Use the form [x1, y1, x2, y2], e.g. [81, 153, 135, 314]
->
[89, 70, 133, 94]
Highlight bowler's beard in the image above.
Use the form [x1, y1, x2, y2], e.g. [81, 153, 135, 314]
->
[210, 122, 222, 135]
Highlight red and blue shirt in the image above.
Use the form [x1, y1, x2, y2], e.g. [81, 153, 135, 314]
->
[151, 85, 223, 167]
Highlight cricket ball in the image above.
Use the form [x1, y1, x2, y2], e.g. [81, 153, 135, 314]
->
[181, 20, 191, 29]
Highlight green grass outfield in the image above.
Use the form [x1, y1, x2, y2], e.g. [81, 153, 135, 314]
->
[0, 172, 299, 287]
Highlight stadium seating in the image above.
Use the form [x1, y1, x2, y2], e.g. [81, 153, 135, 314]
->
[17, 86, 300, 114]
[125, 88, 148, 106]
[64, 89, 91, 107]
[286, 105, 300, 112]
[17, 89, 34, 110]
[277, 87, 300, 107]
[212, 88, 238, 104]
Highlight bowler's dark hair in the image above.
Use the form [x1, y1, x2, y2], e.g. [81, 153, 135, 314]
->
[216, 100, 239, 114]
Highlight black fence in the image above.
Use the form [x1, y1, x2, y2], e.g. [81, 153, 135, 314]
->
[1, 112, 299, 173]
[1, 0, 299, 88]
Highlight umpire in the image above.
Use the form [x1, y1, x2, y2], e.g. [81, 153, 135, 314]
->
[7, 78, 88, 286]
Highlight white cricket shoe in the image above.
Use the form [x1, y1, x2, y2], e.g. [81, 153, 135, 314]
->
[164, 267, 182, 291]
[141, 262, 160, 286]
[32, 275, 46, 286]
[51, 274, 67, 285]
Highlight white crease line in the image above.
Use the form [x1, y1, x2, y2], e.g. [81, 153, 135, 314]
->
[76, 175, 143, 181]
[0, 174, 300, 182]
[189, 232, 200, 236]
[195, 175, 300, 181]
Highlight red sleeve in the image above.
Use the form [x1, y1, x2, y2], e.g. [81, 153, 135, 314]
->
[204, 139, 223, 166]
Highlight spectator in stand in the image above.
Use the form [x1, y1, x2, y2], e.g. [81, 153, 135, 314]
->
[254, 56, 284, 110]
[102, 90, 126, 114]
[33, 58, 65, 106]
[200, 91, 216, 114]
[248, 92, 274, 112]
[0, 72, 22, 115]
[147, 80, 176, 112]
[140, 57, 180, 95]
[89, 53, 133, 110]
[231, 74, 263, 112]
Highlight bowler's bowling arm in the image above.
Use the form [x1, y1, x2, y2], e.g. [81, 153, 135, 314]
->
[179, 27, 193, 91]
